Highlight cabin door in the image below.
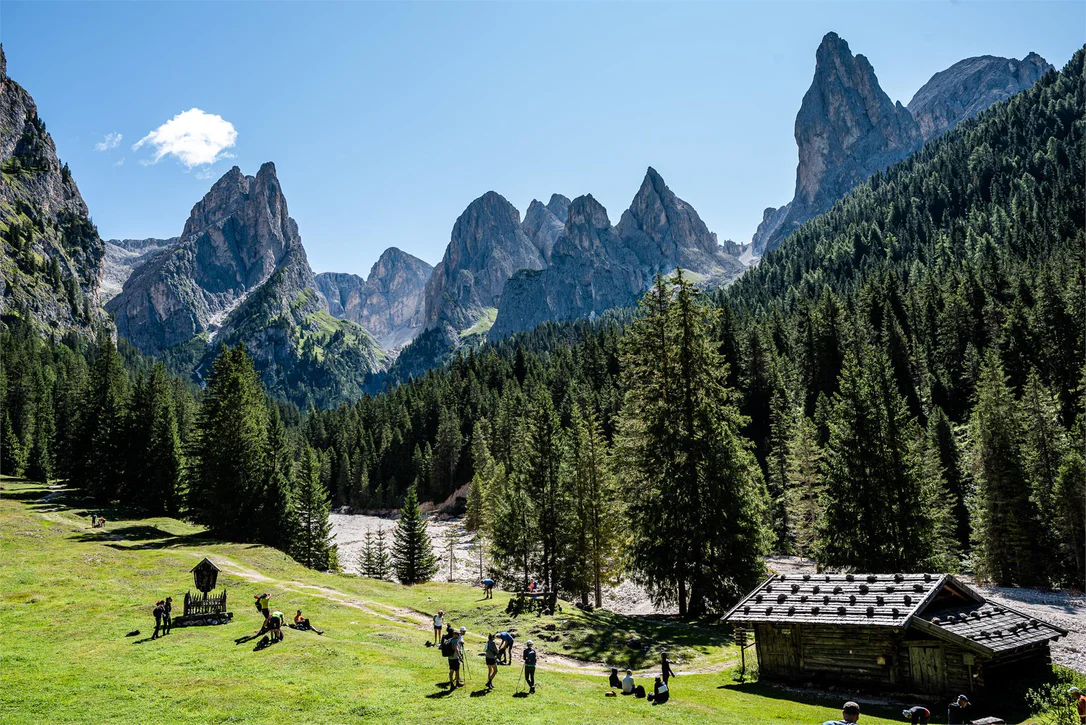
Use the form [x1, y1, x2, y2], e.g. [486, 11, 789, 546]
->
[908, 645, 946, 694]
[759, 624, 800, 675]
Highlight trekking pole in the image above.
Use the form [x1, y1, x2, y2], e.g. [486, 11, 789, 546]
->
[516, 664, 525, 694]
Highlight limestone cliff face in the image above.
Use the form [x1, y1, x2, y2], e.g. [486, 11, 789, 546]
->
[490, 168, 746, 339]
[422, 190, 544, 330]
[315, 247, 432, 351]
[908, 52, 1051, 140]
[0, 44, 108, 334]
[107, 163, 301, 354]
[753, 33, 922, 255]
[101, 237, 179, 302]
[522, 198, 566, 263]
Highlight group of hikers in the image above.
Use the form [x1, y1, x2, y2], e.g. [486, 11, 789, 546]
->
[252, 592, 323, 645]
[88, 512, 107, 528]
[605, 650, 673, 705]
[433, 609, 529, 692]
[150, 597, 172, 639]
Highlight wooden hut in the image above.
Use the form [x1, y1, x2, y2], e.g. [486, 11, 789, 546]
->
[722, 573, 1066, 697]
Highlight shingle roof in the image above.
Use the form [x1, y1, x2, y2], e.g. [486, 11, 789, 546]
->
[722, 572, 1067, 657]
[913, 600, 1068, 655]
[722, 572, 947, 628]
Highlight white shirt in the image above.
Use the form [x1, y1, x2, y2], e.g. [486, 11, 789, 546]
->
[622, 676, 634, 694]
[434, 615, 443, 629]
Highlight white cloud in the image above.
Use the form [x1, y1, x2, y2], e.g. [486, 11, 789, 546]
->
[113, 157, 125, 167]
[132, 108, 237, 168]
[194, 168, 214, 180]
[95, 132, 123, 151]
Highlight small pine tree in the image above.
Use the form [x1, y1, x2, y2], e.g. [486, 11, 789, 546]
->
[292, 445, 337, 571]
[358, 530, 392, 579]
[392, 484, 437, 585]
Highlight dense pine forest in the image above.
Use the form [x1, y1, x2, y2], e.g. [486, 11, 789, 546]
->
[2, 49, 1083, 611]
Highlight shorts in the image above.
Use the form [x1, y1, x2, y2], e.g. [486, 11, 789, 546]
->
[448, 659, 460, 672]
[486, 658, 497, 666]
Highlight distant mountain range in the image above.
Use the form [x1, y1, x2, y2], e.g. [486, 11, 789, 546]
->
[0, 35, 1055, 403]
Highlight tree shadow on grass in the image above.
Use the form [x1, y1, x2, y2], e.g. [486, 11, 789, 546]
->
[69, 525, 212, 550]
[719, 681, 923, 720]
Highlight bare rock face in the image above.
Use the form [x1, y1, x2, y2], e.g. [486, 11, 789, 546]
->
[490, 168, 746, 339]
[0, 44, 108, 334]
[422, 190, 544, 331]
[101, 237, 179, 302]
[315, 247, 432, 351]
[753, 33, 922, 256]
[108, 163, 300, 354]
[522, 198, 566, 263]
[908, 52, 1051, 140]
[546, 193, 571, 223]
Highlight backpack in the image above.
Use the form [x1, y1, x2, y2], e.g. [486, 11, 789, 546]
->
[634, 685, 646, 699]
[440, 636, 456, 658]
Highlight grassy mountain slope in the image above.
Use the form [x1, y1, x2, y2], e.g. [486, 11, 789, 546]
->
[0, 478, 929, 725]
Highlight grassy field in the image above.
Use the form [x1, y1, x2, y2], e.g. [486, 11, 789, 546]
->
[0, 478, 1034, 724]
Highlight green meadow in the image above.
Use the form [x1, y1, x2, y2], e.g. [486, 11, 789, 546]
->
[0, 478, 1029, 724]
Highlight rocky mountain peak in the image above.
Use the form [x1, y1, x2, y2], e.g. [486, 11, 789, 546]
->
[908, 51, 1052, 140]
[616, 166, 719, 258]
[523, 198, 566, 263]
[555, 194, 613, 256]
[546, 193, 571, 222]
[422, 190, 543, 330]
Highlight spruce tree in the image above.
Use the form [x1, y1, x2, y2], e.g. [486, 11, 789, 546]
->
[968, 352, 1044, 586]
[358, 530, 392, 579]
[188, 345, 271, 542]
[522, 389, 566, 592]
[392, 484, 437, 584]
[617, 271, 769, 615]
[292, 445, 336, 570]
[784, 413, 824, 557]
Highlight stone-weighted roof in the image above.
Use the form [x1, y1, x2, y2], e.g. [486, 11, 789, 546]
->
[722, 572, 1067, 656]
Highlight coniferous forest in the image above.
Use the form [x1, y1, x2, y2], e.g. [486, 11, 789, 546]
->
[2, 48, 1083, 610]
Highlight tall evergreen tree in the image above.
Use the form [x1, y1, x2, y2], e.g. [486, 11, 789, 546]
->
[392, 484, 437, 584]
[521, 389, 566, 592]
[617, 272, 769, 616]
[784, 412, 824, 557]
[292, 445, 336, 570]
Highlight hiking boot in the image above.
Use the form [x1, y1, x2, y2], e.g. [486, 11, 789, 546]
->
[529, 687, 535, 694]
[486, 682, 493, 690]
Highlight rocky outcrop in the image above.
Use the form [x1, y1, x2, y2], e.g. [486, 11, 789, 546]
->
[422, 190, 544, 332]
[101, 237, 178, 302]
[908, 52, 1051, 140]
[107, 163, 384, 407]
[522, 198, 566, 263]
[752, 32, 922, 256]
[490, 168, 746, 339]
[315, 247, 432, 351]
[0, 44, 108, 334]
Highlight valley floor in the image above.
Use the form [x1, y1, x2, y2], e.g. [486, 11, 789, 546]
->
[0, 478, 1055, 724]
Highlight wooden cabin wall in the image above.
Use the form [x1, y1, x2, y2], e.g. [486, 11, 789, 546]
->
[899, 631, 980, 695]
[754, 623, 899, 686]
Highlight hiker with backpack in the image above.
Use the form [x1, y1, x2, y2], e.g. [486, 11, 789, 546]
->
[162, 597, 173, 635]
[269, 610, 285, 643]
[649, 676, 669, 705]
[151, 600, 165, 639]
[440, 624, 462, 689]
[523, 640, 538, 694]
[484, 633, 500, 690]
[255, 592, 270, 619]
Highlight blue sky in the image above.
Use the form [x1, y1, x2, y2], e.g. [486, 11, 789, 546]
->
[4, 1, 1083, 276]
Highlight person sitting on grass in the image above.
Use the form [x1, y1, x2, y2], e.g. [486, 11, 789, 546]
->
[484, 633, 500, 690]
[608, 667, 621, 689]
[621, 670, 635, 695]
[293, 609, 323, 635]
[823, 701, 861, 725]
[497, 630, 515, 664]
[648, 676, 668, 705]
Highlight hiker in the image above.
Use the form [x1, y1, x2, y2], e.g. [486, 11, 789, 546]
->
[497, 630, 515, 664]
[648, 676, 668, 705]
[152, 600, 165, 639]
[255, 592, 270, 619]
[441, 625, 461, 689]
[162, 596, 173, 635]
[1070, 687, 1086, 724]
[902, 706, 930, 724]
[457, 627, 467, 686]
[293, 610, 323, 635]
[482, 578, 495, 599]
[661, 650, 674, 685]
[433, 610, 444, 645]
[608, 667, 621, 689]
[523, 639, 537, 694]
[621, 670, 635, 695]
[822, 701, 861, 725]
[269, 610, 284, 643]
[947, 695, 970, 725]
[484, 633, 500, 690]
